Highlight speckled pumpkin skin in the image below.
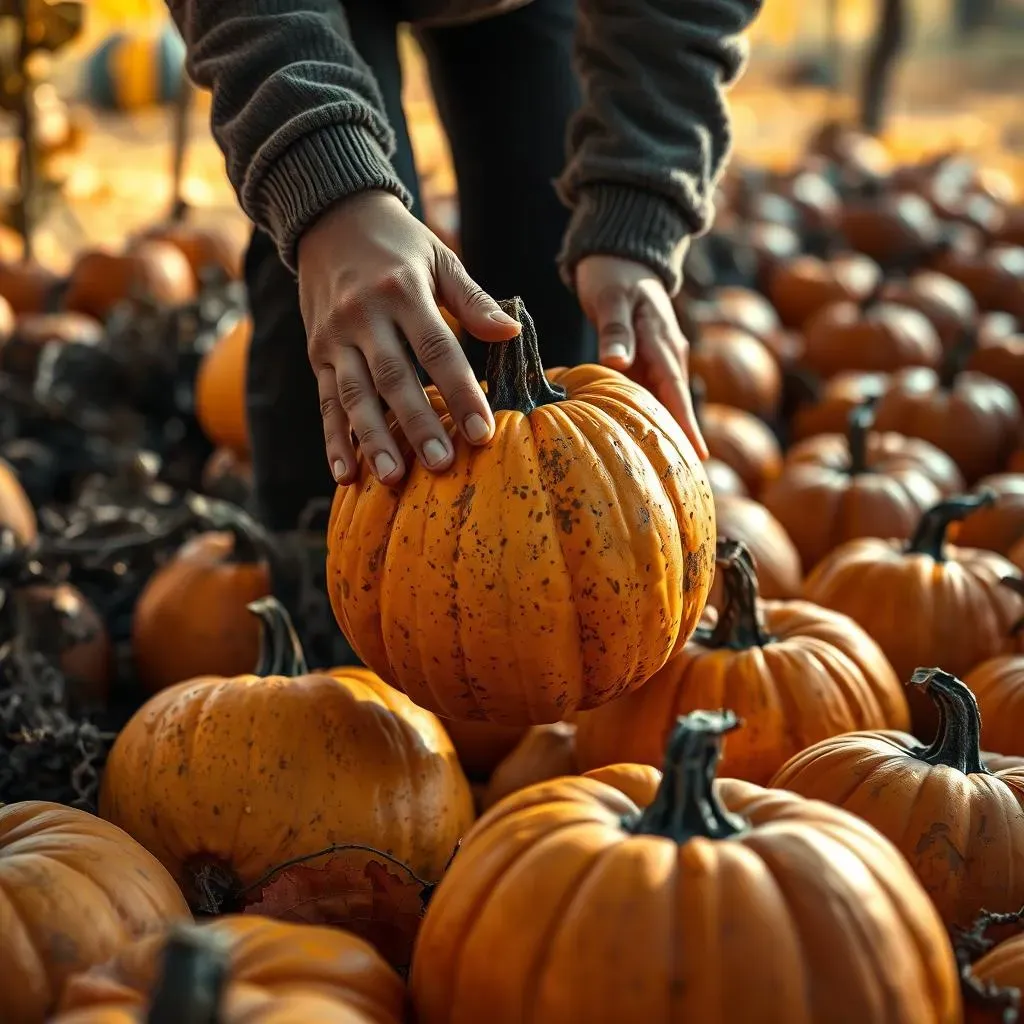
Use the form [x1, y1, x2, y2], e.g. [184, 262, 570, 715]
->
[326, 365, 716, 725]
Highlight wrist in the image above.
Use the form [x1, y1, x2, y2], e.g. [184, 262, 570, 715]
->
[298, 189, 407, 267]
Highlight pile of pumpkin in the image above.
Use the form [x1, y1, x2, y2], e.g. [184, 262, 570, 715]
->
[2, 121, 1024, 1024]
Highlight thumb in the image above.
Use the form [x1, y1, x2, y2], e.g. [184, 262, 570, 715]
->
[435, 249, 521, 341]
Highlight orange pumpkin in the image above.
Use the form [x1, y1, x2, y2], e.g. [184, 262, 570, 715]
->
[195, 315, 252, 456]
[689, 323, 782, 420]
[967, 312, 1024, 403]
[768, 252, 882, 328]
[873, 366, 1021, 483]
[575, 540, 908, 785]
[800, 299, 942, 380]
[803, 493, 1023, 738]
[964, 653, 1024, 756]
[690, 286, 782, 347]
[0, 259, 62, 314]
[880, 270, 977, 352]
[0, 801, 191, 1024]
[771, 667, 1024, 931]
[789, 369, 891, 442]
[135, 222, 242, 284]
[703, 457, 748, 497]
[933, 244, 1024, 320]
[838, 193, 942, 269]
[763, 398, 964, 572]
[954, 473, 1024, 554]
[64, 243, 197, 320]
[103, 597, 474, 969]
[699, 400, 783, 497]
[442, 719, 528, 781]
[0, 458, 37, 544]
[327, 298, 716, 724]
[131, 506, 272, 693]
[710, 494, 802, 603]
[481, 722, 578, 811]
[54, 916, 406, 1024]
[411, 710, 960, 1024]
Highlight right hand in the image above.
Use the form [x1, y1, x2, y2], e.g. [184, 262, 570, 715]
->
[297, 190, 521, 486]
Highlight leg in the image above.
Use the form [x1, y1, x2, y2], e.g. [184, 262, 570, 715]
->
[416, 0, 594, 378]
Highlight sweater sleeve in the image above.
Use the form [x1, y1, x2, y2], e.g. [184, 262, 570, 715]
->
[557, 0, 763, 294]
[166, 0, 412, 271]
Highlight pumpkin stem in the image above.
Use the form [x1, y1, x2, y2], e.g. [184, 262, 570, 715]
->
[939, 328, 974, 389]
[954, 905, 1023, 1022]
[846, 396, 878, 475]
[625, 710, 748, 842]
[907, 667, 990, 776]
[484, 297, 567, 415]
[147, 924, 229, 1024]
[696, 540, 774, 649]
[906, 490, 996, 563]
[248, 597, 309, 676]
[186, 493, 273, 566]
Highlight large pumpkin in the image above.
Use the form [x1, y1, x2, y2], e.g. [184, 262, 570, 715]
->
[410, 710, 960, 1024]
[803, 492, 1023, 738]
[575, 540, 909, 785]
[54, 916, 406, 1024]
[327, 298, 716, 724]
[965, 653, 1024, 756]
[103, 597, 474, 969]
[771, 667, 1024, 931]
[131, 503, 272, 693]
[762, 398, 964, 572]
[0, 801, 191, 1024]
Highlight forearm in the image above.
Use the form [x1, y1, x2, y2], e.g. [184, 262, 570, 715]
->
[558, 0, 763, 293]
[167, 0, 411, 270]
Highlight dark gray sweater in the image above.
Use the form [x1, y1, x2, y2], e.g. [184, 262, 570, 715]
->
[167, 0, 762, 293]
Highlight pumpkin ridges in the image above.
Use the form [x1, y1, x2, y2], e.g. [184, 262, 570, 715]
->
[965, 654, 1024, 756]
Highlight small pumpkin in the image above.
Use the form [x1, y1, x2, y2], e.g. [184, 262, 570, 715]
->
[689, 323, 782, 420]
[838, 192, 943, 270]
[0, 259, 62, 314]
[481, 722, 578, 811]
[710, 494, 802, 603]
[690, 285, 782, 346]
[803, 492, 1023, 737]
[964, 651, 1024, 757]
[703, 457, 748, 497]
[103, 597, 474, 970]
[879, 270, 977, 352]
[411, 710, 960, 1024]
[575, 540, 908, 785]
[771, 667, 1024, 931]
[442, 719, 529, 781]
[63, 242, 197, 320]
[0, 800, 191, 1024]
[747, 221, 803, 292]
[800, 298, 942, 379]
[194, 315, 251, 457]
[873, 365, 1021, 483]
[966, 311, 1024, 403]
[131, 504, 272, 693]
[789, 369, 891, 442]
[932, 243, 1024, 320]
[134, 221, 243, 284]
[954, 473, 1024, 554]
[768, 252, 882, 328]
[327, 297, 716, 724]
[698, 399, 783, 497]
[762, 398, 964, 572]
[0, 458, 37, 545]
[53, 916, 406, 1024]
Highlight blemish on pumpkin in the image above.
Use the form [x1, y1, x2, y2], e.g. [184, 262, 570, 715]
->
[913, 822, 966, 870]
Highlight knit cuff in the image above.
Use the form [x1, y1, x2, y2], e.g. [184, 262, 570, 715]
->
[558, 185, 694, 296]
[250, 122, 412, 274]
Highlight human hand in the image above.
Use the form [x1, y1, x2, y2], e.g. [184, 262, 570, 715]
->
[575, 255, 708, 459]
[297, 190, 521, 486]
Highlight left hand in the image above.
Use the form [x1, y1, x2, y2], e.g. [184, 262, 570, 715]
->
[575, 255, 708, 459]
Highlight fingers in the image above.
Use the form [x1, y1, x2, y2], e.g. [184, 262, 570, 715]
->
[634, 301, 709, 460]
[316, 366, 357, 484]
[434, 248, 521, 341]
[397, 290, 495, 447]
[592, 287, 636, 369]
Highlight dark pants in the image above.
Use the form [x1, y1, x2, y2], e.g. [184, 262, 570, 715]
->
[246, 0, 592, 531]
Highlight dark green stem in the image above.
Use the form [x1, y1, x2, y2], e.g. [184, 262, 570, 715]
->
[485, 297, 567, 414]
[248, 597, 309, 676]
[147, 925, 229, 1024]
[624, 710, 748, 841]
[694, 539, 774, 649]
[846, 396, 878, 475]
[186, 493, 271, 565]
[906, 491, 995, 562]
[907, 668, 989, 775]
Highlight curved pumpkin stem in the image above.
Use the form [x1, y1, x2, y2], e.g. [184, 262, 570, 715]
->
[908, 667, 990, 776]
[186, 493, 273, 566]
[147, 924, 229, 1024]
[906, 491, 995, 563]
[248, 597, 309, 676]
[485, 297, 567, 415]
[954, 905, 1023, 1023]
[697, 539, 774, 649]
[846, 396, 878, 475]
[625, 710, 748, 842]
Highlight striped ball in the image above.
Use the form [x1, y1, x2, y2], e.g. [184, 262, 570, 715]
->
[84, 25, 186, 112]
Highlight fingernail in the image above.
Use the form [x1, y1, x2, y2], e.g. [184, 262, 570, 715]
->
[422, 438, 449, 468]
[332, 459, 347, 481]
[374, 452, 398, 479]
[464, 413, 492, 443]
[489, 309, 519, 327]
[604, 343, 629, 362]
